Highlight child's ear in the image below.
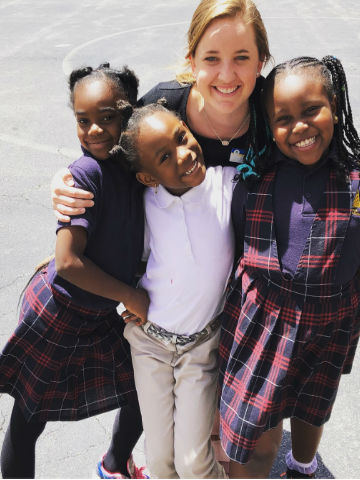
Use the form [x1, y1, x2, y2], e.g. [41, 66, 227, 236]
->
[136, 172, 159, 188]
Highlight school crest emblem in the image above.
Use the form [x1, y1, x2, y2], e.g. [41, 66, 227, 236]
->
[352, 191, 360, 216]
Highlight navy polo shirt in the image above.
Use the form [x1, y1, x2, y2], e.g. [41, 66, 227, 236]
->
[47, 150, 144, 311]
[273, 148, 330, 278]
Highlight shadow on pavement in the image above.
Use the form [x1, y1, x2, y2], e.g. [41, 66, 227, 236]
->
[270, 429, 335, 479]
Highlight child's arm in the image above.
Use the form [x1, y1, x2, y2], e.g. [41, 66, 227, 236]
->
[55, 225, 149, 324]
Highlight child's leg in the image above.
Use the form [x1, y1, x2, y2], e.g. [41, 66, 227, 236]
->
[285, 418, 323, 476]
[1, 401, 46, 479]
[228, 421, 283, 479]
[124, 322, 178, 479]
[102, 398, 143, 475]
[290, 418, 323, 462]
[211, 409, 230, 473]
[173, 329, 226, 478]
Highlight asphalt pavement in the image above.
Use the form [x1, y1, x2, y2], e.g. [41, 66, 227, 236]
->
[0, 0, 359, 478]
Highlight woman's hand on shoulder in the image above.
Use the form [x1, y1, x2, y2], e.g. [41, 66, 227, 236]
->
[51, 167, 94, 222]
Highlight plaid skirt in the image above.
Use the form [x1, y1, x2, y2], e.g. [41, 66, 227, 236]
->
[219, 269, 360, 464]
[0, 269, 137, 422]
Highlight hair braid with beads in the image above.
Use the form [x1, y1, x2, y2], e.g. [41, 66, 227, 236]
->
[322, 55, 360, 169]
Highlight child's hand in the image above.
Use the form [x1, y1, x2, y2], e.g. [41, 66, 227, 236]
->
[51, 167, 94, 222]
[122, 288, 150, 326]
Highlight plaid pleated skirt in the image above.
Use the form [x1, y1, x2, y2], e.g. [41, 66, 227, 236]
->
[219, 269, 360, 464]
[0, 269, 137, 422]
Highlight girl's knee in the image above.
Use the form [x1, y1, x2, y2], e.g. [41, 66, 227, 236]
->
[254, 423, 283, 462]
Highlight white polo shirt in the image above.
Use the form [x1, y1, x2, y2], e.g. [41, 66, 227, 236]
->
[139, 166, 236, 335]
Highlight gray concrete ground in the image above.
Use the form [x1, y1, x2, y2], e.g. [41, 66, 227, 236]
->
[0, 0, 359, 478]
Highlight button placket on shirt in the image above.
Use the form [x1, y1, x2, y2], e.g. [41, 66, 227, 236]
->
[179, 199, 194, 259]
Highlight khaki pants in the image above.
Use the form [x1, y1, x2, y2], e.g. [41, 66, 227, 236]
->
[124, 321, 226, 479]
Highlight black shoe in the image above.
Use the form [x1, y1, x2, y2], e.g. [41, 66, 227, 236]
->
[285, 468, 316, 478]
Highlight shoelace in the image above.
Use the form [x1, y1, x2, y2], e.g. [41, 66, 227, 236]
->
[131, 464, 148, 479]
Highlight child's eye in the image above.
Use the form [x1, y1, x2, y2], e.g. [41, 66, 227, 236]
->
[160, 153, 170, 163]
[178, 132, 187, 144]
[102, 114, 115, 122]
[304, 106, 320, 116]
[77, 118, 89, 126]
[275, 115, 291, 124]
[235, 55, 249, 61]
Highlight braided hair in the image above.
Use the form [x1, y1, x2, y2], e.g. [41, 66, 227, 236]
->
[110, 99, 173, 172]
[262, 56, 360, 177]
[69, 62, 139, 107]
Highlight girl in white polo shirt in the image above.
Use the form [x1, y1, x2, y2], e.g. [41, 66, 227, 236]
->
[111, 101, 236, 479]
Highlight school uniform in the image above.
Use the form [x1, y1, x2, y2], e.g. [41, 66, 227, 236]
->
[0, 150, 144, 422]
[219, 144, 360, 463]
[124, 166, 235, 478]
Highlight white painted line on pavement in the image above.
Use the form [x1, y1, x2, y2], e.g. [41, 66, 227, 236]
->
[62, 21, 188, 75]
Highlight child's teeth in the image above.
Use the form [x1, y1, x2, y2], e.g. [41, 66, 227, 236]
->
[295, 136, 316, 148]
[185, 161, 197, 175]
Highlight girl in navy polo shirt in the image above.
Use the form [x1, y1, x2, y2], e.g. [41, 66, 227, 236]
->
[0, 64, 148, 479]
[219, 56, 360, 478]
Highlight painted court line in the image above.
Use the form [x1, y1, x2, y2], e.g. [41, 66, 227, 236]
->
[62, 21, 188, 75]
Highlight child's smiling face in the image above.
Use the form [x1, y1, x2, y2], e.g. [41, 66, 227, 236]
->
[135, 111, 206, 196]
[73, 79, 123, 160]
[266, 72, 337, 166]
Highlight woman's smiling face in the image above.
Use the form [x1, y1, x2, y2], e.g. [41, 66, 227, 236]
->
[190, 14, 263, 115]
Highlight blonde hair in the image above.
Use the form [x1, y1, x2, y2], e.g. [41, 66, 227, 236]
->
[176, 0, 271, 84]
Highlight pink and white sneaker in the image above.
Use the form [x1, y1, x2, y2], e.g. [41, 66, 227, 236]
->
[97, 454, 149, 479]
